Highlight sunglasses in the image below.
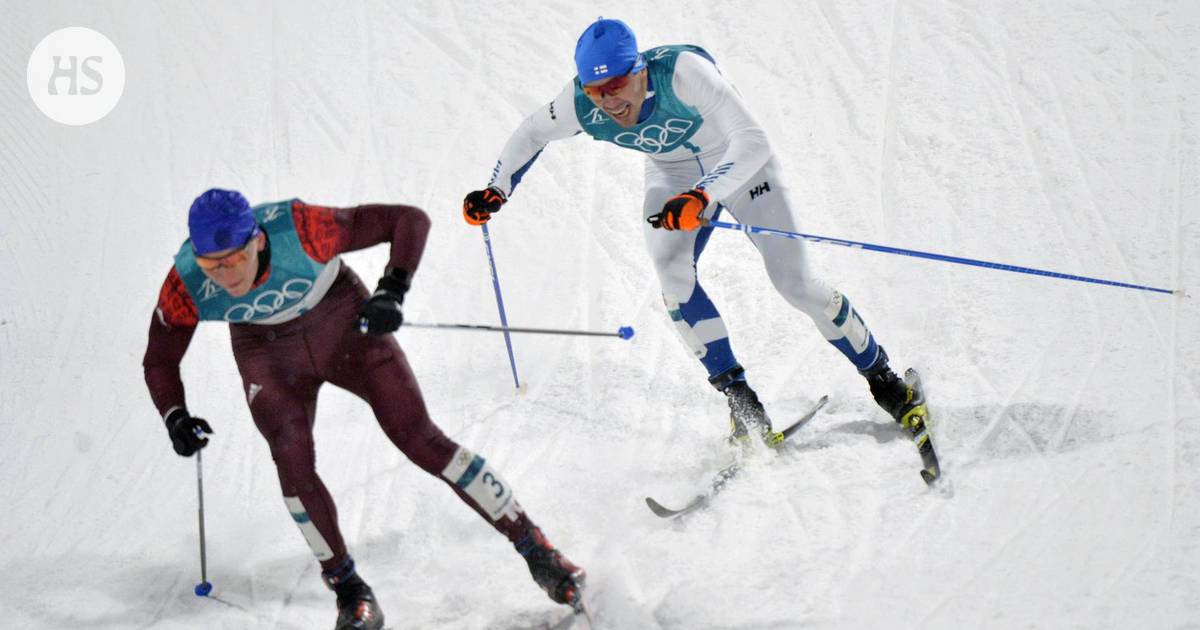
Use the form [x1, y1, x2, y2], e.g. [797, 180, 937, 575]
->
[582, 73, 633, 99]
[195, 235, 256, 271]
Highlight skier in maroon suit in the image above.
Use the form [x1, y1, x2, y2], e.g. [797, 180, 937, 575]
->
[143, 188, 585, 630]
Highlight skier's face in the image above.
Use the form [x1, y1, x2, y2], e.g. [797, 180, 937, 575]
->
[583, 68, 647, 128]
[195, 232, 265, 297]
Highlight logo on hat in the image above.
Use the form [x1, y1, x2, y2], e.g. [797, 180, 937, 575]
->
[593, 64, 608, 75]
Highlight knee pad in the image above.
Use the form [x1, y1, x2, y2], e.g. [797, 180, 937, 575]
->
[441, 447, 522, 522]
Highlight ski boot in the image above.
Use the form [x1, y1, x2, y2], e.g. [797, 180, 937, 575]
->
[323, 559, 384, 630]
[516, 525, 586, 610]
[711, 365, 784, 447]
[864, 351, 942, 483]
[862, 350, 928, 437]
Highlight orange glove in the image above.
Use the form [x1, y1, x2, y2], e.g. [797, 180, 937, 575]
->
[648, 189, 709, 231]
[463, 187, 507, 225]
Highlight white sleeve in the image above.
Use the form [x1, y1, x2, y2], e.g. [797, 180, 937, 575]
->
[487, 81, 584, 197]
[672, 51, 772, 204]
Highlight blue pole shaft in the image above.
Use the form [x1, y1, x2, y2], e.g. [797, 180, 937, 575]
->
[480, 224, 521, 388]
[404, 321, 635, 339]
[705, 219, 1177, 296]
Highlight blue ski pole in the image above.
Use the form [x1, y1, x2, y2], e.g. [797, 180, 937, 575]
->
[703, 219, 1181, 296]
[480, 223, 521, 388]
[404, 321, 635, 339]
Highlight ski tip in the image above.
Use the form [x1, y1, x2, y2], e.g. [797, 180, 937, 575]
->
[920, 466, 941, 485]
[575, 593, 597, 628]
[644, 496, 673, 518]
[646, 494, 707, 518]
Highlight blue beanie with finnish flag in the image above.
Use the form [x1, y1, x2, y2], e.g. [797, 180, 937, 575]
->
[574, 18, 646, 84]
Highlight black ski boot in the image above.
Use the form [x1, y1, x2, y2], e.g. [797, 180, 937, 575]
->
[516, 526, 586, 610]
[863, 350, 941, 483]
[710, 366, 781, 446]
[724, 381, 783, 445]
[323, 560, 384, 630]
[862, 349, 926, 431]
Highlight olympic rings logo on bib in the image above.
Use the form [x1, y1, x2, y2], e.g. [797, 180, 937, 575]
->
[224, 278, 313, 322]
[614, 118, 694, 154]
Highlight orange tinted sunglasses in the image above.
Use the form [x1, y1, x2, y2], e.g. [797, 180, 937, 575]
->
[582, 73, 633, 99]
[195, 237, 255, 270]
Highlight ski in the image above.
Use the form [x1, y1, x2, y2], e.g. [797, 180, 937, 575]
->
[903, 368, 941, 484]
[569, 583, 596, 629]
[645, 490, 708, 519]
[777, 394, 830, 441]
[644, 395, 829, 518]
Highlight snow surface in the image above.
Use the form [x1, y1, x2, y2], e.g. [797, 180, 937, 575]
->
[2, 1, 1199, 628]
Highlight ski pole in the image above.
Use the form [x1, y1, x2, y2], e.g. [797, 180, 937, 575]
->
[480, 224, 522, 388]
[194, 447, 213, 597]
[702, 219, 1181, 296]
[404, 321, 635, 339]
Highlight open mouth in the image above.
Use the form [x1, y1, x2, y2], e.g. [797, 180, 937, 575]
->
[606, 103, 631, 118]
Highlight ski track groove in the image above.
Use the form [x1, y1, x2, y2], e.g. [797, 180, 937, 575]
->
[946, 0, 1007, 82]
[915, 463, 1091, 626]
[1164, 60, 1188, 601]
[0, 128, 45, 217]
[812, 0, 870, 78]
[992, 15, 1117, 457]
[1046, 73, 1167, 346]
[1098, 516, 1164, 611]
[398, 14, 474, 78]
[875, 0, 905, 233]
[358, 0, 388, 205]
[964, 341, 1039, 466]
[0, 78, 50, 216]
[1049, 336, 1100, 453]
[266, 3, 283, 195]
[308, 85, 350, 154]
[1096, 3, 1175, 76]
[139, 573, 184, 630]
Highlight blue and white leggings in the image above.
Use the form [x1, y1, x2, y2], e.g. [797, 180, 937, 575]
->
[642, 154, 882, 389]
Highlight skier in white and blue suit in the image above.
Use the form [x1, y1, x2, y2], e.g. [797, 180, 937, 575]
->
[464, 19, 926, 442]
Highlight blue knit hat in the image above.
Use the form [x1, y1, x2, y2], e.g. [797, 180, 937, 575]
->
[188, 188, 260, 255]
[574, 19, 646, 84]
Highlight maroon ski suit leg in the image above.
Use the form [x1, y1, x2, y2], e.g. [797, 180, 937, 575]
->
[232, 269, 527, 572]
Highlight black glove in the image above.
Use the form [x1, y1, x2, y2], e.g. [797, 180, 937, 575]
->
[358, 268, 409, 335]
[463, 187, 507, 225]
[165, 408, 213, 457]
